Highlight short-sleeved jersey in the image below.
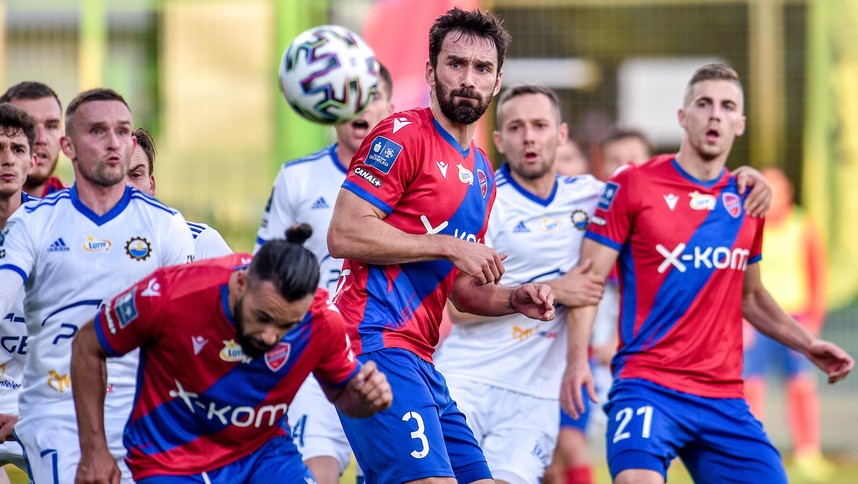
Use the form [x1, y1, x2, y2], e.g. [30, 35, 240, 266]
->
[0, 192, 36, 414]
[334, 107, 496, 361]
[187, 221, 232, 260]
[93, 255, 359, 479]
[0, 185, 195, 421]
[254, 144, 347, 293]
[585, 155, 764, 398]
[435, 166, 605, 398]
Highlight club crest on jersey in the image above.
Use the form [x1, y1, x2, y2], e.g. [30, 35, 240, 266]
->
[688, 191, 716, 211]
[115, 287, 139, 329]
[722, 192, 742, 218]
[457, 163, 473, 185]
[477, 169, 488, 197]
[125, 236, 152, 261]
[264, 342, 292, 371]
[364, 136, 402, 174]
[219, 339, 250, 363]
[570, 209, 590, 231]
[83, 235, 112, 253]
[598, 182, 620, 211]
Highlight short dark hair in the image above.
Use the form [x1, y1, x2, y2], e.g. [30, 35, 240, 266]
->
[377, 62, 393, 102]
[683, 64, 743, 106]
[65, 88, 131, 134]
[429, 7, 511, 72]
[0, 81, 62, 111]
[133, 128, 156, 174]
[495, 83, 561, 128]
[249, 223, 320, 301]
[0, 102, 37, 154]
[600, 128, 652, 155]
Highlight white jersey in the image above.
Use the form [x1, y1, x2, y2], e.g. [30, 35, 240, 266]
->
[0, 186, 194, 445]
[0, 290, 26, 415]
[435, 165, 604, 399]
[255, 144, 347, 293]
[187, 221, 232, 260]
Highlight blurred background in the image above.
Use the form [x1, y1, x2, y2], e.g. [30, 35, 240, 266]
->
[1, 0, 856, 481]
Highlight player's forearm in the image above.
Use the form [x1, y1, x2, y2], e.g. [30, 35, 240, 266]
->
[449, 276, 515, 317]
[328, 215, 454, 265]
[445, 300, 497, 326]
[71, 324, 111, 455]
[743, 287, 816, 355]
[566, 305, 598, 366]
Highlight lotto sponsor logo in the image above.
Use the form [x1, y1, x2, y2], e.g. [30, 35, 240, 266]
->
[688, 191, 716, 211]
[83, 236, 112, 253]
[354, 167, 382, 188]
[169, 379, 288, 429]
[656, 243, 751, 274]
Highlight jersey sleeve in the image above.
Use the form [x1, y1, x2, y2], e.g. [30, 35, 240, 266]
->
[749, 216, 765, 264]
[194, 226, 233, 260]
[0, 210, 38, 316]
[585, 166, 639, 251]
[255, 169, 296, 253]
[94, 272, 169, 357]
[340, 114, 419, 216]
[161, 211, 196, 265]
[311, 303, 360, 387]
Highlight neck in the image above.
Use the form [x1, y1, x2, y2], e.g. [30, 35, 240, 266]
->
[429, 99, 477, 149]
[334, 143, 355, 170]
[23, 181, 45, 198]
[0, 193, 23, 228]
[508, 166, 555, 199]
[74, 179, 127, 216]
[674, 143, 728, 182]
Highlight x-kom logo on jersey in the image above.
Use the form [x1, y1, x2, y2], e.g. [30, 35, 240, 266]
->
[656, 243, 751, 274]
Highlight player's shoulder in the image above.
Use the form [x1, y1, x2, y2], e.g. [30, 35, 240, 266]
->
[280, 144, 336, 172]
[557, 173, 604, 193]
[158, 253, 249, 295]
[307, 288, 345, 326]
[21, 187, 70, 215]
[129, 188, 180, 217]
[369, 107, 433, 141]
[186, 220, 211, 239]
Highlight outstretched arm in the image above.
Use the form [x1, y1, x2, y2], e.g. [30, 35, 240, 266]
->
[328, 189, 505, 285]
[449, 273, 555, 321]
[323, 361, 393, 418]
[71, 321, 121, 484]
[561, 239, 620, 418]
[743, 263, 853, 384]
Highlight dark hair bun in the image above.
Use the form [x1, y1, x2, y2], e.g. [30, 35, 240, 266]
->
[285, 223, 313, 245]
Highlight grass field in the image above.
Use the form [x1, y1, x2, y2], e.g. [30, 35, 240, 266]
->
[9, 454, 857, 483]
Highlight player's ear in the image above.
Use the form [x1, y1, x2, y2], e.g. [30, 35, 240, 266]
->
[424, 59, 435, 87]
[492, 130, 504, 155]
[677, 108, 687, 129]
[60, 135, 75, 161]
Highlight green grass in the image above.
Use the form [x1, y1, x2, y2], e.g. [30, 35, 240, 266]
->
[9, 454, 858, 483]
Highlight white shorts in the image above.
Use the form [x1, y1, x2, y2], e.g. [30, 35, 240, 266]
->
[287, 375, 351, 473]
[15, 412, 134, 484]
[446, 377, 558, 484]
[0, 439, 25, 471]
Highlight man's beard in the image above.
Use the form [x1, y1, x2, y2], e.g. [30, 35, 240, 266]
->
[233, 296, 275, 359]
[435, 75, 493, 125]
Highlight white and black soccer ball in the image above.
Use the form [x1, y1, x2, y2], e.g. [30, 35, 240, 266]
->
[279, 25, 379, 124]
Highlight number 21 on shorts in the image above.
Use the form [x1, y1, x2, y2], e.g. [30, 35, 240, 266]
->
[613, 405, 653, 444]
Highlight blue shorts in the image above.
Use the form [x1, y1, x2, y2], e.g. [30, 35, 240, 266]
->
[605, 379, 787, 483]
[338, 348, 491, 484]
[137, 435, 313, 483]
[743, 328, 809, 378]
[559, 393, 591, 431]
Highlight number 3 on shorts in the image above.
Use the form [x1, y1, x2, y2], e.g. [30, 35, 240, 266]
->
[613, 405, 653, 444]
[402, 411, 429, 459]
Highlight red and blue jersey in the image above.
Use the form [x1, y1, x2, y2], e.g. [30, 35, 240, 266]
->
[93, 254, 359, 479]
[585, 155, 764, 398]
[334, 107, 496, 362]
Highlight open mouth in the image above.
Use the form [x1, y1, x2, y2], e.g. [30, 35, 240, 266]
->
[705, 129, 720, 142]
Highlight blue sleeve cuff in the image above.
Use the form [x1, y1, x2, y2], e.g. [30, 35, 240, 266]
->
[584, 231, 622, 251]
[0, 264, 28, 284]
[342, 180, 393, 216]
[93, 312, 122, 357]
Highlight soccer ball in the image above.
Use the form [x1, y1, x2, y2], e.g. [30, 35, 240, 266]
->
[279, 25, 379, 124]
